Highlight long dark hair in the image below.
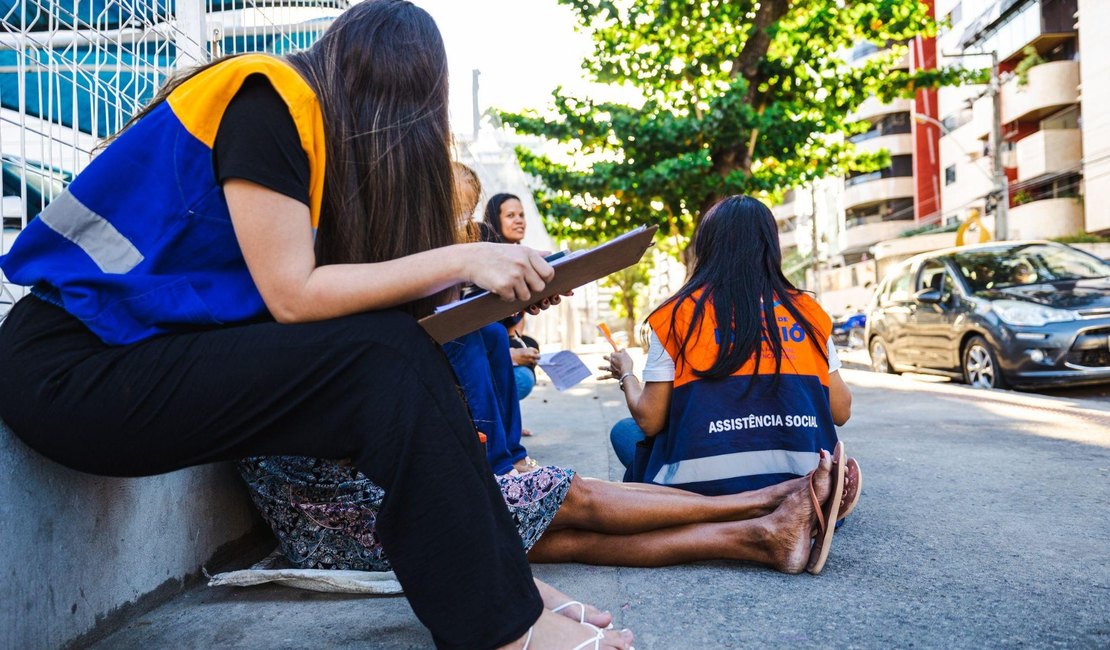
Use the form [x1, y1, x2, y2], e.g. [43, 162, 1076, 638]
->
[651, 195, 826, 382]
[107, 1, 458, 318]
[482, 192, 521, 243]
[289, 0, 457, 317]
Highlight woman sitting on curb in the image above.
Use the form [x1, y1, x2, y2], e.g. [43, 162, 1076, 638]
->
[0, 2, 630, 647]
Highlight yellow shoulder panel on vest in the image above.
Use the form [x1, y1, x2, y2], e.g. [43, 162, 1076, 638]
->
[167, 54, 327, 227]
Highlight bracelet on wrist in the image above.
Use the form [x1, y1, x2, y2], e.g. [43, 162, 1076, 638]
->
[618, 372, 635, 391]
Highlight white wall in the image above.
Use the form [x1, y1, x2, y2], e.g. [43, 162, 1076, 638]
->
[1079, 0, 1110, 233]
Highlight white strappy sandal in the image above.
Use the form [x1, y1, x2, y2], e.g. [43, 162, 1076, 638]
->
[552, 600, 615, 630]
[520, 620, 606, 650]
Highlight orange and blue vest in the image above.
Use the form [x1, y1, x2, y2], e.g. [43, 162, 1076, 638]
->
[0, 54, 326, 345]
[644, 292, 837, 496]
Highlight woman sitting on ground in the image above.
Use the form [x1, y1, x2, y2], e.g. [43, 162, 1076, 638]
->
[238, 442, 849, 580]
[603, 195, 860, 570]
[483, 193, 542, 408]
[443, 165, 543, 475]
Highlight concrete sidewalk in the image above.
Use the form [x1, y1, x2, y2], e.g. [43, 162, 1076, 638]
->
[91, 348, 1110, 648]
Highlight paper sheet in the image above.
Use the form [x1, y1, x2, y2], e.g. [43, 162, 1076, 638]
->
[537, 350, 591, 391]
[206, 549, 403, 595]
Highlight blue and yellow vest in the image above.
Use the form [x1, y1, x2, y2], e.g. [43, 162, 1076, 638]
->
[644, 292, 837, 496]
[0, 54, 326, 345]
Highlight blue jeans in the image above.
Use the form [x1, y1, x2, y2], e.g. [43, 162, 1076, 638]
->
[513, 366, 535, 401]
[610, 417, 647, 474]
[443, 324, 527, 474]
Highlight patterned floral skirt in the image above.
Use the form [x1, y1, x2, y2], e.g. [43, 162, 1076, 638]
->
[238, 456, 575, 571]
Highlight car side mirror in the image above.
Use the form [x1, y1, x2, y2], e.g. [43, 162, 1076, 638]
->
[914, 289, 942, 304]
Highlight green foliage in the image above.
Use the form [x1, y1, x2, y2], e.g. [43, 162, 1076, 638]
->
[897, 220, 960, 238]
[1052, 232, 1110, 244]
[781, 247, 809, 287]
[502, 0, 981, 245]
[600, 254, 654, 336]
[1014, 46, 1045, 88]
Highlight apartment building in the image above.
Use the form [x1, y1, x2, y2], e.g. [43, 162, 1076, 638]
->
[779, 0, 1110, 313]
[772, 16, 940, 314]
[937, 0, 1085, 240]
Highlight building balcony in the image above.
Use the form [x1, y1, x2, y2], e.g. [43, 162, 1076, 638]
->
[852, 133, 913, 158]
[1015, 128, 1082, 183]
[1001, 60, 1079, 125]
[843, 176, 915, 212]
[771, 196, 797, 223]
[778, 229, 797, 250]
[1007, 197, 1084, 241]
[842, 219, 912, 252]
[968, 94, 993, 141]
[848, 97, 913, 124]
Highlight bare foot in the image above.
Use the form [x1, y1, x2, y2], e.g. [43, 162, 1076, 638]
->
[497, 609, 634, 650]
[742, 450, 838, 517]
[533, 578, 613, 629]
[760, 449, 832, 574]
[514, 456, 541, 474]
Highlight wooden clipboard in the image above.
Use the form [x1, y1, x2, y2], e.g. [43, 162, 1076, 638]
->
[419, 225, 658, 343]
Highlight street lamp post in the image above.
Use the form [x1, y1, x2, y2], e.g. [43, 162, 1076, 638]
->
[941, 49, 1008, 240]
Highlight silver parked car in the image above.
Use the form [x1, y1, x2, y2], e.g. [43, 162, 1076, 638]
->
[865, 241, 1110, 389]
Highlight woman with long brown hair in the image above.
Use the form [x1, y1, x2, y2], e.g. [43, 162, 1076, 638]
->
[0, 2, 631, 648]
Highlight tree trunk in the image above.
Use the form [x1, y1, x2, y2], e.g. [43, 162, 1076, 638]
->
[622, 294, 637, 340]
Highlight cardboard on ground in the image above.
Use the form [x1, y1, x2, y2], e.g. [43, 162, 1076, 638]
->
[419, 225, 658, 343]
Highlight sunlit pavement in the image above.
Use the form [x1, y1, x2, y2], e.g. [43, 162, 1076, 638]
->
[839, 346, 1110, 403]
[91, 346, 1110, 649]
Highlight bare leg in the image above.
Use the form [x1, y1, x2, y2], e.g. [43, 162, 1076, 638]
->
[529, 452, 833, 573]
[549, 472, 812, 535]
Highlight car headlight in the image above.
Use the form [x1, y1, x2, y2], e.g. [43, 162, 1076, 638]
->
[991, 300, 1076, 327]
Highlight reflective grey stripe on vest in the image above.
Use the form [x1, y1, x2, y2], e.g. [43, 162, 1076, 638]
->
[651, 449, 819, 486]
[38, 191, 144, 274]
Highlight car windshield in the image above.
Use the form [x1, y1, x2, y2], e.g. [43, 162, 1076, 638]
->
[952, 244, 1110, 292]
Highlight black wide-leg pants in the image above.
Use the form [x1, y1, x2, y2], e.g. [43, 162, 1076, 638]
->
[0, 296, 542, 650]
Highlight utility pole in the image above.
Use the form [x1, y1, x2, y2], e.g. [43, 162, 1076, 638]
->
[943, 50, 1008, 240]
[471, 69, 481, 142]
[810, 183, 821, 300]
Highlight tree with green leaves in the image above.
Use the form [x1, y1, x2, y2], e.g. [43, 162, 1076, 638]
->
[601, 254, 654, 337]
[501, 0, 976, 249]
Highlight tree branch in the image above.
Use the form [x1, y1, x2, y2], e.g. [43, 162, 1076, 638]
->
[731, 0, 792, 83]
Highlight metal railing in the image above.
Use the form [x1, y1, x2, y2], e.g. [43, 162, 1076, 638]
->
[0, 0, 342, 315]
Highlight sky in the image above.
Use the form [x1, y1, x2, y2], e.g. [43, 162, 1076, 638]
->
[414, 0, 603, 129]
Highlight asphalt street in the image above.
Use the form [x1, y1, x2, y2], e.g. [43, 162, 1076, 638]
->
[91, 347, 1110, 649]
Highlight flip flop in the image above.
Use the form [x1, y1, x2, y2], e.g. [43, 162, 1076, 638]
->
[837, 457, 862, 521]
[810, 454, 861, 537]
[806, 441, 846, 575]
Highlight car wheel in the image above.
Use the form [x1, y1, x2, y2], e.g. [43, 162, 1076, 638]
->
[869, 337, 896, 374]
[848, 326, 865, 350]
[962, 336, 1006, 389]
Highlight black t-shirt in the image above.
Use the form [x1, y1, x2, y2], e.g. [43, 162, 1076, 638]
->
[213, 74, 310, 206]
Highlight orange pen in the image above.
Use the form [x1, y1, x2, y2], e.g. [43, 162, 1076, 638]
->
[597, 323, 619, 351]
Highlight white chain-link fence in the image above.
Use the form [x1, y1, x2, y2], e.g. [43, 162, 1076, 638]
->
[0, 0, 344, 317]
